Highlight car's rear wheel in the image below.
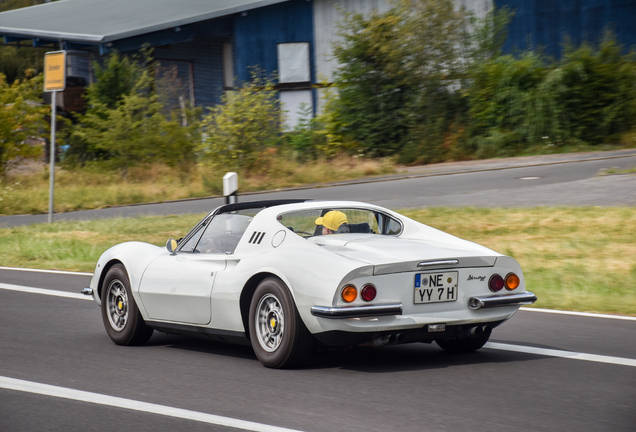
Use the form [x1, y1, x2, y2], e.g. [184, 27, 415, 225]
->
[101, 264, 153, 346]
[248, 277, 313, 368]
[436, 329, 491, 353]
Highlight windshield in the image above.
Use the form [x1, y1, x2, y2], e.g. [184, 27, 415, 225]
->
[179, 208, 260, 254]
[277, 208, 402, 237]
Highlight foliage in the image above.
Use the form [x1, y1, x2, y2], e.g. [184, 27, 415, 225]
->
[68, 50, 200, 173]
[0, 44, 46, 84]
[558, 34, 636, 144]
[199, 74, 282, 170]
[467, 32, 636, 156]
[466, 52, 556, 156]
[282, 91, 354, 161]
[0, 0, 48, 12]
[328, 1, 636, 162]
[0, 72, 46, 176]
[331, 8, 411, 157]
[0, 1, 50, 82]
[329, 0, 512, 162]
[84, 50, 149, 110]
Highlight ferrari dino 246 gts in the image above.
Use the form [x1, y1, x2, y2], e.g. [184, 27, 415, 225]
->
[84, 200, 537, 368]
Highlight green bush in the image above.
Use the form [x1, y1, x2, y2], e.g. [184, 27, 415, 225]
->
[328, 2, 636, 162]
[559, 34, 636, 144]
[199, 74, 282, 171]
[68, 50, 200, 174]
[0, 72, 46, 176]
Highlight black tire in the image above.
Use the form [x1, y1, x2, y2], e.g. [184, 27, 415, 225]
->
[248, 277, 313, 368]
[436, 329, 491, 353]
[100, 264, 153, 346]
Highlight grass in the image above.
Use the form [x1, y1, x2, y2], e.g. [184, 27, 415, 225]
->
[0, 155, 396, 216]
[0, 206, 634, 316]
[400, 207, 636, 316]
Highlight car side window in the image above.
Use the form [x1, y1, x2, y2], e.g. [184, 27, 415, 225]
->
[194, 214, 253, 254]
[178, 223, 206, 253]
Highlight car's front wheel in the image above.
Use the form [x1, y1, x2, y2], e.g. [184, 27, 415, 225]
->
[101, 264, 153, 346]
[248, 277, 313, 368]
[436, 329, 491, 353]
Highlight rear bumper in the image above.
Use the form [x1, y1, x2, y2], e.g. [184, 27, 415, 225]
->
[310, 303, 403, 319]
[468, 292, 537, 310]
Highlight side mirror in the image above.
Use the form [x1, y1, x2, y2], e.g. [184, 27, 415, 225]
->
[166, 238, 178, 254]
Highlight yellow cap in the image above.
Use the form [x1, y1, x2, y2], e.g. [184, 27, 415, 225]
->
[315, 211, 348, 231]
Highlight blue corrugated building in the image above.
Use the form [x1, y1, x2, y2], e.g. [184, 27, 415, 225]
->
[497, 0, 636, 57]
[1, 0, 634, 121]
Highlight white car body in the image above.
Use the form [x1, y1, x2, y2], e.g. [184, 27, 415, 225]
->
[86, 200, 536, 366]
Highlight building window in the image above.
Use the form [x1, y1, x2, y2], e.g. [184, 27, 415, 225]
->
[155, 59, 195, 112]
[277, 42, 310, 84]
[223, 43, 234, 90]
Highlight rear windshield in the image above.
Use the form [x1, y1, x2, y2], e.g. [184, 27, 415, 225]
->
[277, 208, 402, 237]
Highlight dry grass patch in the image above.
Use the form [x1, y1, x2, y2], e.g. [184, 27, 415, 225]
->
[1, 206, 634, 315]
[401, 207, 636, 316]
[0, 156, 396, 215]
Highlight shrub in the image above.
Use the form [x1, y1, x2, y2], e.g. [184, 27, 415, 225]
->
[0, 72, 46, 176]
[199, 75, 282, 171]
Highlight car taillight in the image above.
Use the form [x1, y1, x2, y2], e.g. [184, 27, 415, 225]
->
[488, 274, 505, 292]
[505, 273, 520, 290]
[360, 284, 377, 302]
[341, 285, 357, 303]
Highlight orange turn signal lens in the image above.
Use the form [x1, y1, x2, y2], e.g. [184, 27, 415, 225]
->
[341, 285, 357, 303]
[505, 273, 520, 290]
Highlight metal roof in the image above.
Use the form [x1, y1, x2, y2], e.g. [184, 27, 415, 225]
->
[0, 0, 289, 44]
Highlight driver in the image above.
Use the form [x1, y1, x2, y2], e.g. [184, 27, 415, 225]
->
[315, 211, 348, 235]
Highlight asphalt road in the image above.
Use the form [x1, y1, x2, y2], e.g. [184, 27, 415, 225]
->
[1, 150, 635, 227]
[1, 269, 635, 432]
[1, 150, 635, 431]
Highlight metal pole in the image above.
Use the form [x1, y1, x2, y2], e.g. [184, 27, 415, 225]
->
[48, 90, 56, 224]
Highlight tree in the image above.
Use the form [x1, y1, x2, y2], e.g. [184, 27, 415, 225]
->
[200, 74, 282, 170]
[330, 0, 511, 162]
[0, 72, 46, 176]
[71, 50, 200, 174]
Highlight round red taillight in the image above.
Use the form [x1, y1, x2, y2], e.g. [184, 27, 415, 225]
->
[360, 284, 377, 302]
[505, 273, 520, 290]
[489, 274, 505, 292]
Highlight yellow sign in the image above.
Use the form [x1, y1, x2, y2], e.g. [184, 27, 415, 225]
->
[44, 51, 66, 92]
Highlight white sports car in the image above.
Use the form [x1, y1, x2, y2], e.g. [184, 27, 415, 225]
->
[83, 200, 537, 368]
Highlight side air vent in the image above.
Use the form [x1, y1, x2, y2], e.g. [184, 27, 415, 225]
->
[248, 231, 266, 244]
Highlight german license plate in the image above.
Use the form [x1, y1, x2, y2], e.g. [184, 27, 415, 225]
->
[414, 272, 458, 304]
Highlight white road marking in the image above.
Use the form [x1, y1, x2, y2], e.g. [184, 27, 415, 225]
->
[3, 280, 636, 368]
[520, 307, 636, 321]
[486, 342, 636, 367]
[0, 283, 91, 300]
[0, 266, 93, 276]
[3, 268, 635, 321]
[0, 376, 304, 432]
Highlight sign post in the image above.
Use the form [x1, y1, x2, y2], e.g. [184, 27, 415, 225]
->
[43, 51, 66, 223]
